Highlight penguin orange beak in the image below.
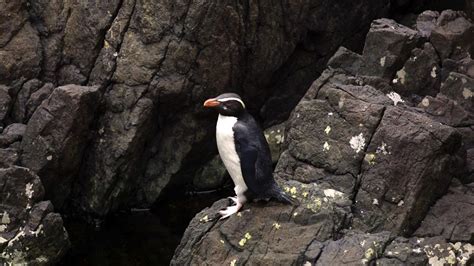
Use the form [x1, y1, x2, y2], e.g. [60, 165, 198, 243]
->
[203, 98, 220, 108]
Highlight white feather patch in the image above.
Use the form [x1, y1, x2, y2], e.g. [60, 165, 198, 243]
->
[216, 114, 248, 202]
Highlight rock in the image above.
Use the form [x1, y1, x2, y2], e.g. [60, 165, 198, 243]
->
[174, 9, 473, 265]
[275, 151, 355, 195]
[380, 236, 473, 265]
[0, 1, 41, 84]
[392, 42, 441, 97]
[0, 166, 69, 265]
[264, 123, 287, 164]
[327, 46, 364, 76]
[464, 147, 474, 183]
[416, 10, 440, 38]
[0, 123, 26, 149]
[361, 18, 420, 79]
[11, 79, 42, 123]
[414, 180, 474, 242]
[353, 107, 463, 235]
[0, 86, 11, 123]
[286, 82, 386, 176]
[172, 180, 352, 265]
[192, 155, 227, 191]
[441, 56, 474, 80]
[468, 0, 474, 20]
[21, 85, 101, 209]
[0, 134, 21, 148]
[418, 94, 474, 127]
[259, 0, 390, 127]
[430, 10, 474, 61]
[88, 0, 137, 86]
[3, 123, 26, 137]
[25, 83, 55, 121]
[0, 148, 19, 168]
[316, 231, 392, 265]
[440, 72, 473, 113]
[71, 0, 392, 217]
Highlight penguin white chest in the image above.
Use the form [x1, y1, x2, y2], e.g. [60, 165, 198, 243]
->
[216, 115, 248, 199]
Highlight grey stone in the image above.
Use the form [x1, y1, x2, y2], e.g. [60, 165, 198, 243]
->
[0, 166, 69, 265]
[21, 85, 101, 209]
[361, 19, 420, 79]
[353, 107, 463, 235]
[172, 180, 352, 265]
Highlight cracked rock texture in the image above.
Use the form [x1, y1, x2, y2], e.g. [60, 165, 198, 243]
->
[0, 166, 70, 265]
[0, 0, 392, 218]
[0, 0, 473, 264]
[173, 10, 473, 265]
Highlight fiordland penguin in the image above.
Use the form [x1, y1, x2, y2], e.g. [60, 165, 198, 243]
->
[203, 93, 297, 219]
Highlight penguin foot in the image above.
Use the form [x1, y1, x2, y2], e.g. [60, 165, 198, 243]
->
[219, 199, 242, 219]
[228, 196, 239, 204]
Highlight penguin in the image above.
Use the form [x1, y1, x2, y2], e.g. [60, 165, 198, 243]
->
[203, 93, 297, 219]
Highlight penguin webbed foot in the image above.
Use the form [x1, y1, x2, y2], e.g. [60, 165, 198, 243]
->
[219, 197, 243, 219]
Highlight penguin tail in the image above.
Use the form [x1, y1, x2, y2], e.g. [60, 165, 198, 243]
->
[272, 187, 300, 206]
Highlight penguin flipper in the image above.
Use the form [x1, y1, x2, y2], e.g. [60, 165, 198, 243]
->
[237, 144, 262, 195]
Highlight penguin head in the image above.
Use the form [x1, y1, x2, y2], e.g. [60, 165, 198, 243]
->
[203, 93, 246, 117]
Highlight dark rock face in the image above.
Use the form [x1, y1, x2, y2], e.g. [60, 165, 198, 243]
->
[353, 107, 461, 235]
[415, 181, 474, 242]
[0, 0, 472, 264]
[173, 11, 473, 265]
[0, 166, 69, 265]
[21, 85, 101, 209]
[0, 0, 392, 219]
[0, 86, 10, 125]
[361, 18, 420, 79]
[173, 181, 352, 265]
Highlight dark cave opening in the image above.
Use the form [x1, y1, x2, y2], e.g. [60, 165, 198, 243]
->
[59, 184, 233, 265]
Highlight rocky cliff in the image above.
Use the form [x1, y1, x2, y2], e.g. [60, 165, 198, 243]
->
[0, 0, 473, 265]
[172, 10, 474, 266]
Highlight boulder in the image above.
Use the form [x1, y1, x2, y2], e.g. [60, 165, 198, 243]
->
[379, 236, 473, 265]
[25, 83, 55, 121]
[11, 79, 42, 123]
[416, 10, 440, 38]
[392, 42, 441, 97]
[21, 85, 101, 209]
[264, 123, 287, 164]
[361, 18, 420, 79]
[418, 94, 474, 127]
[172, 180, 352, 265]
[315, 231, 392, 265]
[430, 10, 474, 61]
[3, 123, 26, 137]
[440, 72, 473, 113]
[0, 166, 69, 265]
[353, 107, 463, 235]
[0, 86, 10, 124]
[414, 180, 474, 242]
[0, 1, 41, 84]
[0, 148, 19, 168]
